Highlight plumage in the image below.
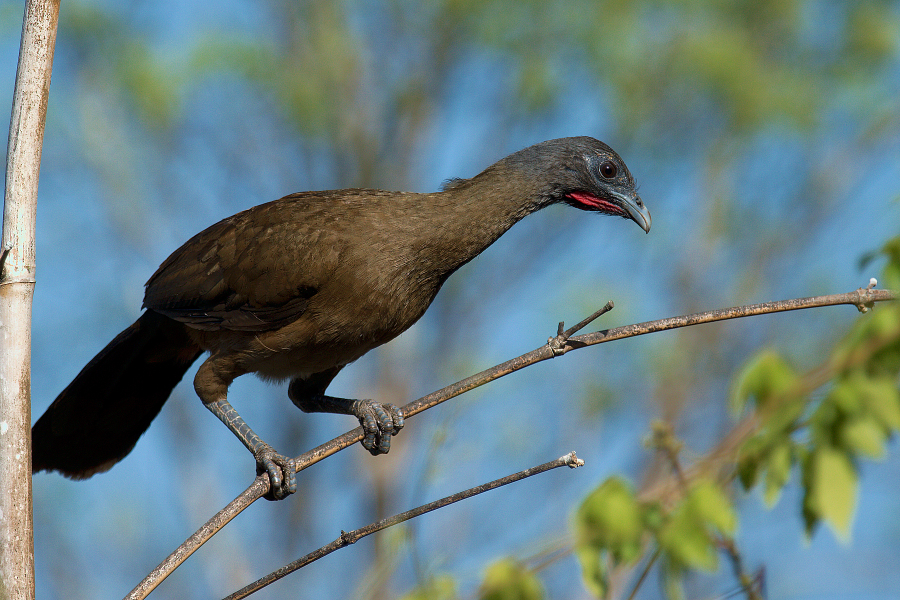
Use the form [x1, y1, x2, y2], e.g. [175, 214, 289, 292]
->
[32, 136, 650, 499]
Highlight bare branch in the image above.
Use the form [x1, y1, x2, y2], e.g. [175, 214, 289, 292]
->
[221, 452, 584, 600]
[1, 1, 60, 599]
[125, 284, 897, 599]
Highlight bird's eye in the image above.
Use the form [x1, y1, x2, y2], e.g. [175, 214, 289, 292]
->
[599, 160, 618, 179]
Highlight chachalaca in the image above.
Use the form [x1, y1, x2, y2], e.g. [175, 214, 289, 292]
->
[32, 137, 651, 499]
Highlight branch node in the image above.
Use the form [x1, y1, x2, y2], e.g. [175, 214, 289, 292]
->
[547, 335, 567, 356]
[0, 245, 9, 278]
[548, 301, 615, 356]
[854, 278, 879, 313]
[561, 451, 585, 468]
[339, 530, 354, 545]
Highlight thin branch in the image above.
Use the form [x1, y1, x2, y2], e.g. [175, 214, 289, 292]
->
[625, 546, 661, 600]
[719, 537, 764, 600]
[222, 452, 585, 600]
[124, 284, 897, 599]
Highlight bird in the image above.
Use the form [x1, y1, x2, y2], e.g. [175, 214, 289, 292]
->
[32, 136, 650, 500]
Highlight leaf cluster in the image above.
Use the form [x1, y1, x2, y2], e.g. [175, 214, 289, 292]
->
[735, 241, 900, 538]
[574, 475, 737, 598]
[479, 240, 900, 600]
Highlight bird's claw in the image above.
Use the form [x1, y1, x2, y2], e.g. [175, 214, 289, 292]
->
[352, 399, 404, 455]
[255, 444, 297, 501]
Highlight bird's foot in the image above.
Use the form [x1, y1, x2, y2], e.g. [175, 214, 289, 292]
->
[350, 399, 404, 455]
[254, 444, 297, 501]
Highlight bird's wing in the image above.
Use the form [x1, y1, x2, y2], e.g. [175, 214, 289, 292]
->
[143, 193, 344, 332]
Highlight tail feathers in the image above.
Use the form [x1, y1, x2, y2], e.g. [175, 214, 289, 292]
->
[32, 310, 202, 478]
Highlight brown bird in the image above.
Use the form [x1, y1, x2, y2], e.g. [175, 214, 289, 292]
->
[32, 137, 650, 499]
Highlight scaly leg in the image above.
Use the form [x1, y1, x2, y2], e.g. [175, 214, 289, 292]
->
[205, 397, 297, 500]
[195, 358, 296, 500]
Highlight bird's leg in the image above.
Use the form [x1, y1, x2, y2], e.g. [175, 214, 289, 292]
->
[204, 398, 297, 500]
[196, 361, 296, 500]
[288, 374, 404, 456]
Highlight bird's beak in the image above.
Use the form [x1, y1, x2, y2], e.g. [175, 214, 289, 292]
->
[610, 190, 651, 233]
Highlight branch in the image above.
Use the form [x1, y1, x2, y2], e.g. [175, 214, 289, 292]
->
[1, 1, 60, 598]
[124, 284, 897, 599]
[221, 452, 584, 600]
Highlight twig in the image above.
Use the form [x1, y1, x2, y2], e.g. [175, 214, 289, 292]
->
[625, 546, 661, 600]
[719, 537, 764, 600]
[548, 300, 615, 355]
[124, 284, 897, 599]
[221, 452, 584, 600]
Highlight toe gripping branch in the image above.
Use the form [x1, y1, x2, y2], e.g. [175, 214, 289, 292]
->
[548, 301, 615, 356]
[206, 398, 297, 501]
[295, 394, 404, 456]
[349, 399, 404, 455]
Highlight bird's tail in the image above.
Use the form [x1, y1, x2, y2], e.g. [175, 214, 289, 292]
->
[32, 310, 203, 478]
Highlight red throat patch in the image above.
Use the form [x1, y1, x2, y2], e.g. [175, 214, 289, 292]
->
[566, 192, 625, 216]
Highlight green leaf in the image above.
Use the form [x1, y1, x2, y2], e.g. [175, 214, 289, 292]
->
[857, 376, 900, 431]
[826, 372, 900, 439]
[828, 376, 865, 414]
[575, 477, 643, 564]
[657, 505, 718, 571]
[737, 452, 760, 490]
[731, 351, 798, 413]
[118, 43, 181, 129]
[399, 576, 457, 600]
[574, 545, 607, 598]
[840, 416, 887, 459]
[656, 479, 738, 572]
[737, 434, 773, 491]
[805, 447, 858, 540]
[832, 306, 900, 373]
[688, 479, 737, 535]
[797, 447, 818, 535]
[809, 394, 842, 448]
[763, 442, 793, 506]
[881, 235, 900, 290]
[661, 559, 686, 600]
[480, 559, 544, 600]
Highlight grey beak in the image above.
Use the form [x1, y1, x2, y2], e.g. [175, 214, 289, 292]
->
[612, 190, 651, 233]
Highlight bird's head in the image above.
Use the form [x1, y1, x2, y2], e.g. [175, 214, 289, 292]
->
[510, 137, 651, 233]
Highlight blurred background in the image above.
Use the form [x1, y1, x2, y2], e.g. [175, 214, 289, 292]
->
[3, 0, 899, 598]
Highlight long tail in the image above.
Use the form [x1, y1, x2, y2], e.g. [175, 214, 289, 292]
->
[32, 310, 203, 478]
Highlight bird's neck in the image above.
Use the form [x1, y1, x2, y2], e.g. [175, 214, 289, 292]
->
[409, 163, 554, 278]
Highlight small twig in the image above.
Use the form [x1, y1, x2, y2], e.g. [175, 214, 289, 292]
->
[549, 300, 614, 355]
[719, 537, 764, 600]
[221, 452, 584, 600]
[125, 284, 897, 600]
[648, 421, 688, 493]
[625, 546, 661, 600]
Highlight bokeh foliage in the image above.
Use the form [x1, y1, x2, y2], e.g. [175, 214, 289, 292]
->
[570, 242, 900, 599]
